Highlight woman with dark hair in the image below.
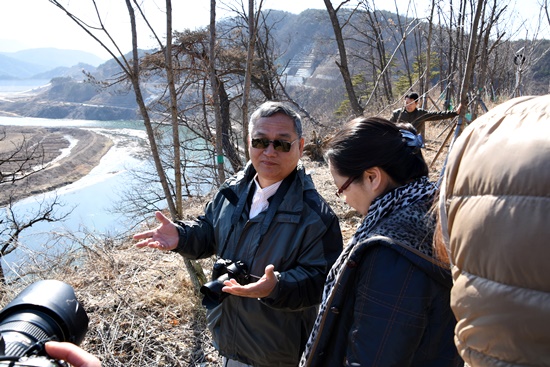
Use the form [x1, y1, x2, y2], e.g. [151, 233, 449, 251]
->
[300, 117, 462, 367]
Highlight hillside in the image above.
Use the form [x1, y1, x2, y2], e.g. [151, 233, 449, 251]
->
[1, 8, 549, 122]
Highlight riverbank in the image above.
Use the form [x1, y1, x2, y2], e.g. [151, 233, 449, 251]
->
[0, 125, 113, 206]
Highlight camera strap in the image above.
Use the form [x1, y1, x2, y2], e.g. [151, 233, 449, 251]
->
[258, 168, 296, 237]
[249, 169, 296, 266]
[218, 178, 256, 259]
[218, 168, 296, 263]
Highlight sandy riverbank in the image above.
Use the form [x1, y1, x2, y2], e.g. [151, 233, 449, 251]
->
[0, 125, 113, 205]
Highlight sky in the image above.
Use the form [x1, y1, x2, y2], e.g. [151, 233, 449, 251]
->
[0, 0, 546, 61]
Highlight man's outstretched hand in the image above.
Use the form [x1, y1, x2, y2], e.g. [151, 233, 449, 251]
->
[133, 211, 179, 251]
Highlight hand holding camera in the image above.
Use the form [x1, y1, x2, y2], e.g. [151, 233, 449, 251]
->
[45, 342, 100, 367]
[0, 280, 89, 367]
[200, 259, 251, 309]
[222, 264, 278, 298]
[199, 259, 278, 309]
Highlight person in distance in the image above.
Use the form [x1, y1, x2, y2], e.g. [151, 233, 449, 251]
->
[390, 91, 461, 137]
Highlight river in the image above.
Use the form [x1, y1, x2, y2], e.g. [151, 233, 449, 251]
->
[0, 115, 153, 278]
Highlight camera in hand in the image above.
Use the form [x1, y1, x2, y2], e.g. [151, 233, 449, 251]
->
[0, 279, 89, 367]
[200, 259, 250, 309]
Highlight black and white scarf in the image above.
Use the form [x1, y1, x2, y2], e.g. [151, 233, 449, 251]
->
[299, 176, 437, 366]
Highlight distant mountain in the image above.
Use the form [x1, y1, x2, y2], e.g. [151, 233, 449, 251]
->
[8, 48, 105, 68]
[0, 9, 548, 121]
[0, 48, 105, 80]
[0, 51, 142, 121]
[31, 63, 97, 81]
[0, 53, 50, 79]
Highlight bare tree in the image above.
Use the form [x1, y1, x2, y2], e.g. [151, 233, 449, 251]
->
[353, 2, 394, 104]
[48, 0, 208, 289]
[209, 0, 226, 184]
[423, 0, 436, 105]
[0, 129, 71, 283]
[49, 0, 179, 216]
[324, 0, 364, 116]
[165, 0, 184, 216]
[241, 0, 263, 161]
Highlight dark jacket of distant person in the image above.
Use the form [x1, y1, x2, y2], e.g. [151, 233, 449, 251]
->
[390, 107, 458, 133]
[390, 92, 458, 136]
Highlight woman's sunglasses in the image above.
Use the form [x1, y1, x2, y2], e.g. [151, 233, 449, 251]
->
[251, 138, 298, 152]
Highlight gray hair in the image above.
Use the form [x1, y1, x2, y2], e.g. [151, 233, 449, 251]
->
[249, 101, 302, 138]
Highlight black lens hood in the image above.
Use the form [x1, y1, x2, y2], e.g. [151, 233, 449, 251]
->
[0, 280, 88, 345]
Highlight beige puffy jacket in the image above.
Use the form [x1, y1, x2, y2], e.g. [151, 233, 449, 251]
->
[439, 95, 550, 366]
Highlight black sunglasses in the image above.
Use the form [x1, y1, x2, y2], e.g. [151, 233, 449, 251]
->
[251, 138, 298, 153]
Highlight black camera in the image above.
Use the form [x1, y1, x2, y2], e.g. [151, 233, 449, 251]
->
[200, 259, 250, 309]
[0, 279, 89, 367]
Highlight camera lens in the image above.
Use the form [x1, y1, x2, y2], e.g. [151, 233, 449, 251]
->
[200, 260, 250, 309]
[200, 277, 229, 309]
[0, 280, 88, 359]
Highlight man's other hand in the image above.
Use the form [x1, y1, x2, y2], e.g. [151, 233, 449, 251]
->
[222, 264, 278, 298]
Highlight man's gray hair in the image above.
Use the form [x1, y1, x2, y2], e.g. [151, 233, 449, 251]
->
[249, 101, 303, 138]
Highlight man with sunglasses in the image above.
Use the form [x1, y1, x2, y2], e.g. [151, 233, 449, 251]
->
[134, 101, 343, 367]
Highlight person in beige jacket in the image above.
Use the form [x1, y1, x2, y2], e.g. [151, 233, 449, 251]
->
[438, 95, 550, 366]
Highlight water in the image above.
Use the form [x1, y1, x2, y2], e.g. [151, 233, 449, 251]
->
[0, 115, 151, 277]
[0, 82, 215, 277]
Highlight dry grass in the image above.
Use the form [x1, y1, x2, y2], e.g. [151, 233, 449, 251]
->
[0, 237, 222, 366]
[0, 120, 456, 366]
[74, 246, 214, 366]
